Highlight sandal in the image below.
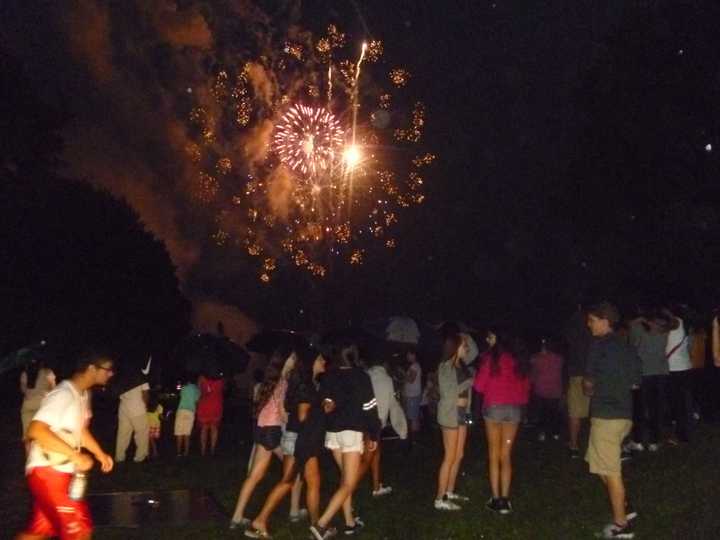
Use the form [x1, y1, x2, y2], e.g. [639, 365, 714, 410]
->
[244, 527, 272, 539]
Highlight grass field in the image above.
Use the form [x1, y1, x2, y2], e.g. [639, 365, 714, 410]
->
[2, 405, 720, 539]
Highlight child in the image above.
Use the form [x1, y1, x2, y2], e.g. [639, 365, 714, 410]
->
[174, 376, 201, 457]
[530, 339, 564, 441]
[147, 393, 164, 459]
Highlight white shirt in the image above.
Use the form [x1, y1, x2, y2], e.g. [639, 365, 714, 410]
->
[119, 382, 150, 417]
[403, 361, 422, 398]
[26, 380, 90, 473]
[666, 317, 692, 372]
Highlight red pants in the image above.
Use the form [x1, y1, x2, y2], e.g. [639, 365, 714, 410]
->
[23, 466, 93, 539]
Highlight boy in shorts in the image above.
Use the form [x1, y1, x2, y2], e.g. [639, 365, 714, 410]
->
[584, 302, 641, 539]
[174, 378, 200, 457]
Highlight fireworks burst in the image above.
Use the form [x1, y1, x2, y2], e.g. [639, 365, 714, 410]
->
[183, 23, 434, 281]
[272, 105, 345, 176]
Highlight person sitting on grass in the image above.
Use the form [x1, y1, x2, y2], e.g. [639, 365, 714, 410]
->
[584, 302, 641, 539]
[174, 375, 200, 457]
[474, 330, 530, 514]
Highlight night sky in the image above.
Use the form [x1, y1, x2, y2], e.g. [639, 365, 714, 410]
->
[3, 1, 720, 336]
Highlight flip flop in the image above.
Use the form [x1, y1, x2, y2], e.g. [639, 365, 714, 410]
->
[244, 527, 273, 539]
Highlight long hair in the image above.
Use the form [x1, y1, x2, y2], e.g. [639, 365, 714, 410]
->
[255, 346, 293, 416]
[284, 347, 316, 410]
[487, 329, 530, 378]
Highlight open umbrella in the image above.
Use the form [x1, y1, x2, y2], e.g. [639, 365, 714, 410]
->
[245, 330, 309, 357]
[0, 341, 49, 376]
[173, 333, 249, 376]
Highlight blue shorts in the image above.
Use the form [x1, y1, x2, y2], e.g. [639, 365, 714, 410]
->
[404, 396, 422, 421]
[483, 405, 523, 424]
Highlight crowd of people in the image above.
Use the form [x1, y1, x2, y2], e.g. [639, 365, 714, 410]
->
[13, 301, 720, 539]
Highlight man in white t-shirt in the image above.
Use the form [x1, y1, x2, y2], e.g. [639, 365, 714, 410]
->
[403, 351, 423, 434]
[665, 311, 692, 443]
[16, 350, 115, 540]
[115, 380, 150, 463]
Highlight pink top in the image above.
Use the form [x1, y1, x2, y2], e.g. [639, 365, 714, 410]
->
[530, 352, 564, 399]
[473, 352, 530, 407]
[196, 376, 225, 424]
[257, 379, 288, 427]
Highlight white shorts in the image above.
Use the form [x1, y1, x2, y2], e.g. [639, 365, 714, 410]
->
[174, 409, 195, 436]
[325, 430, 364, 454]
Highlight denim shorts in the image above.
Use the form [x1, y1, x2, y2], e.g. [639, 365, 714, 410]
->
[483, 404, 523, 424]
[281, 430, 298, 456]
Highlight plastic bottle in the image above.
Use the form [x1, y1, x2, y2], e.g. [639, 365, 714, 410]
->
[68, 472, 87, 501]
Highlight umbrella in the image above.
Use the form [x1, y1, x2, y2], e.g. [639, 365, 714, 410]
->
[245, 330, 309, 357]
[0, 341, 49, 376]
[173, 333, 249, 376]
[385, 316, 421, 346]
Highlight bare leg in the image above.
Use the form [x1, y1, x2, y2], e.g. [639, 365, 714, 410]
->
[569, 417, 582, 450]
[250, 456, 297, 533]
[175, 436, 182, 456]
[304, 457, 321, 524]
[209, 424, 219, 455]
[332, 449, 355, 527]
[447, 425, 467, 494]
[436, 428, 459, 499]
[317, 451, 362, 529]
[182, 435, 191, 456]
[485, 421, 502, 498]
[499, 422, 520, 497]
[231, 445, 274, 522]
[605, 474, 628, 525]
[290, 473, 303, 516]
[371, 442, 382, 491]
[199, 425, 208, 456]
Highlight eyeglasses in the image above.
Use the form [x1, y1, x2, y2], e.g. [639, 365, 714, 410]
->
[94, 364, 115, 374]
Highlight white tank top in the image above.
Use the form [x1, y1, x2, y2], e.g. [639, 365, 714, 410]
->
[665, 318, 691, 372]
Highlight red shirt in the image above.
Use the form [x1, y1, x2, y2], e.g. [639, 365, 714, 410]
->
[473, 352, 530, 407]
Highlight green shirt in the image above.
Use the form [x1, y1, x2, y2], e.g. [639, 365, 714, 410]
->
[177, 383, 200, 412]
[585, 333, 642, 419]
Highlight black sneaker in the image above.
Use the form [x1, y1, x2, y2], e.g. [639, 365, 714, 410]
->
[569, 448, 581, 459]
[343, 516, 364, 535]
[499, 498, 512, 515]
[597, 521, 634, 539]
[485, 497, 503, 513]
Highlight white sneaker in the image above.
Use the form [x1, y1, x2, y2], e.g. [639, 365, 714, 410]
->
[434, 499, 461, 511]
[446, 492, 470, 502]
[289, 508, 309, 522]
[372, 485, 393, 497]
[647, 443, 660, 452]
[538, 432, 547, 442]
[624, 441, 644, 452]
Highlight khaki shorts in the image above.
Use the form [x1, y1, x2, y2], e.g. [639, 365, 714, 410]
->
[567, 376, 590, 419]
[586, 418, 632, 476]
[174, 409, 195, 436]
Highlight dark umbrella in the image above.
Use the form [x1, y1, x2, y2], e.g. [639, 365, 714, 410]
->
[245, 330, 309, 357]
[173, 333, 249, 376]
[0, 341, 49, 376]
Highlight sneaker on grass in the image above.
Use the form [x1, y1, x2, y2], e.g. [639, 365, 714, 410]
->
[434, 498, 461, 511]
[290, 508, 309, 523]
[343, 518, 365, 536]
[624, 441, 644, 452]
[568, 448, 581, 459]
[372, 485, 393, 497]
[485, 497, 504, 513]
[647, 443, 660, 452]
[498, 498, 513, 515]
[230, 518, 251, 530]
[309, 525, 337, 540]
[445, 492, 470, 502]
[596, 521, 634, 539]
